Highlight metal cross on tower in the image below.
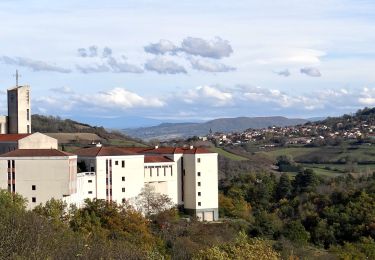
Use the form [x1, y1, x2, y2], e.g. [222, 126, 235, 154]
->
[13, 70, 21, 87]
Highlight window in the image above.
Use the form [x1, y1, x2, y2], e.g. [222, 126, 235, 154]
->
[32, 185, 36, 190]
[32, 197, 36, 203]
[198, 202, 201, 206]
[27, 125, 30, 133]
[115, 161, 119, 165]
[122, 188, 125, 192]
[7, 184, 11, 192]
[88, 180, 92, 183]
[198, 192, 201, 196]
[90, 166, 95, 172]
[122, 177, 125, 181]
[122, 161, 125, 168]
[88, 191, 93, 194]
[27, 109, 30, 121]
[197, 172, 201, 177]
[198, 182, 201, 186]
[197, 158, 201, 163]
[122, 198, 126, 203]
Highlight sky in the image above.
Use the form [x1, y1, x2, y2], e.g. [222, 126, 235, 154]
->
[0, 0, 375, 125]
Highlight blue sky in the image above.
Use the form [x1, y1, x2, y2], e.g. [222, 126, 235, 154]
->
[1, 0, 375, 124]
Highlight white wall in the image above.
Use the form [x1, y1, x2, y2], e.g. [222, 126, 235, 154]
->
[0, 156, 77, 209]
[18, 133, 58, 149]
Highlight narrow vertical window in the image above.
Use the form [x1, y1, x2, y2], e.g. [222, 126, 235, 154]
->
[26, 109, 30, 121]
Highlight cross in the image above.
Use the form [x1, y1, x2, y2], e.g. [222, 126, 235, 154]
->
[13, 70, 21, 87]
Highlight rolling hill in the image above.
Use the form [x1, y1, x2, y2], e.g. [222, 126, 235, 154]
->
[123, 116, 309, 140]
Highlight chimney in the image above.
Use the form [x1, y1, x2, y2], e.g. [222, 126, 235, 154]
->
[96, 142, 102, 147]
[155, 145, 159, 149]
[190, 145, 194, 150]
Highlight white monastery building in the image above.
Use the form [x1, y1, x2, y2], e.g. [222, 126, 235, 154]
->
[0, 84, 219, 221]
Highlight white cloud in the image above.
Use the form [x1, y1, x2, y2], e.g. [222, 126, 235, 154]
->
[0, 56, 71, 73]
[300, 67, 322, 77]
[183, 85, 233, 106]
[275, 69, 291, 77]
[144, 57, 187, 74]
[84, 88, 165, 109]
[190, 58, 235, 72]
[77, 46, 98, 57]
[181, 37, 233, 59]
[107, 56, 143, 73]
[359, 87, 375, 105]
[144, 40, 178, 55]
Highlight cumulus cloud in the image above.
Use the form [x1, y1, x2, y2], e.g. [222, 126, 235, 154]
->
[107, 56, 143, 73]
[102, 47, 112, 58]
[76, 46, 143, 74]
[183, 85, 233, 106]
[181, 37, 233, 59]
[190, 58, 235, 72]
[359, 87, 375, 105]
[49, 86, 73, 94]
[79, 88, 165, 109]
[275, 69, 291, 77]
[144, 57, 187, 74]
[144, 37, 234, 59]
[0, 56, 71, 73]
[77, 45, 98, 57]
[300, 67, 322, 77]
[144, 40, 178, 55]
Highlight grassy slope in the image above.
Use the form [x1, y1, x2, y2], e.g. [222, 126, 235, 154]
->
[259, 143, 375, 176]
[209, 147, 248, 161]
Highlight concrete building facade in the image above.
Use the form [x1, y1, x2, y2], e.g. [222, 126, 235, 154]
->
[73, 146, 219, 221]
[0, 149, 77, 209]
[7, 85, 31, 134]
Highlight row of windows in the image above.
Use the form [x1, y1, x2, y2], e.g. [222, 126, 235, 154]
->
[114, 160, 126, 168]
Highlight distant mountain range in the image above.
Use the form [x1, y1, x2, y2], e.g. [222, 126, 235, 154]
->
[123, 116, 313, 140]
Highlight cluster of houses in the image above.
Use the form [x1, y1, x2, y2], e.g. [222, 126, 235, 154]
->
[0, 85, 219, 221]
[207, 122, 375, 147]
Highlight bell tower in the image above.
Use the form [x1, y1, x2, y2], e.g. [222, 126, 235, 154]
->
[7, 85, 31, 134]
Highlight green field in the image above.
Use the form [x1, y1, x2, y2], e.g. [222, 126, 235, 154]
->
[108, 139, 147, 147]
[255, 143, 375, 177]
[209, 147, 248, 161]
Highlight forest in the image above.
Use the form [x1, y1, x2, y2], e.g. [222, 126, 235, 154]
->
[2, 166, 375, 259]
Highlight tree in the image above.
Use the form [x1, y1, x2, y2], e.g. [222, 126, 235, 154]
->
[276, 174, 292, 200]
[193, 232, 280, 260]
[135, 184, 174, 217]
[293, 169, 319, 193]
[282, 220, 310, 245]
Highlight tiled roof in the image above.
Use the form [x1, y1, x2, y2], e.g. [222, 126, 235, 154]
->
[0, 134, 31, 142]
[144, 156, 174, 163]
[0, 149, 75, 157]
[74, 146, 139, 157]
[129, 146, 213, 155]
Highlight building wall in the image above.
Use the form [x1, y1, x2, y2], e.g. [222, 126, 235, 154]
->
[78, 155, 145, 205]
[144, 161, 178, 204]
[0, 116, 7, 134]
[18, 132, 58, 149]
[8, 86, 31, 134]
[0, 156, 77, 209]
[183, 153, 219, 220]
[65, 172, 96, 208]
